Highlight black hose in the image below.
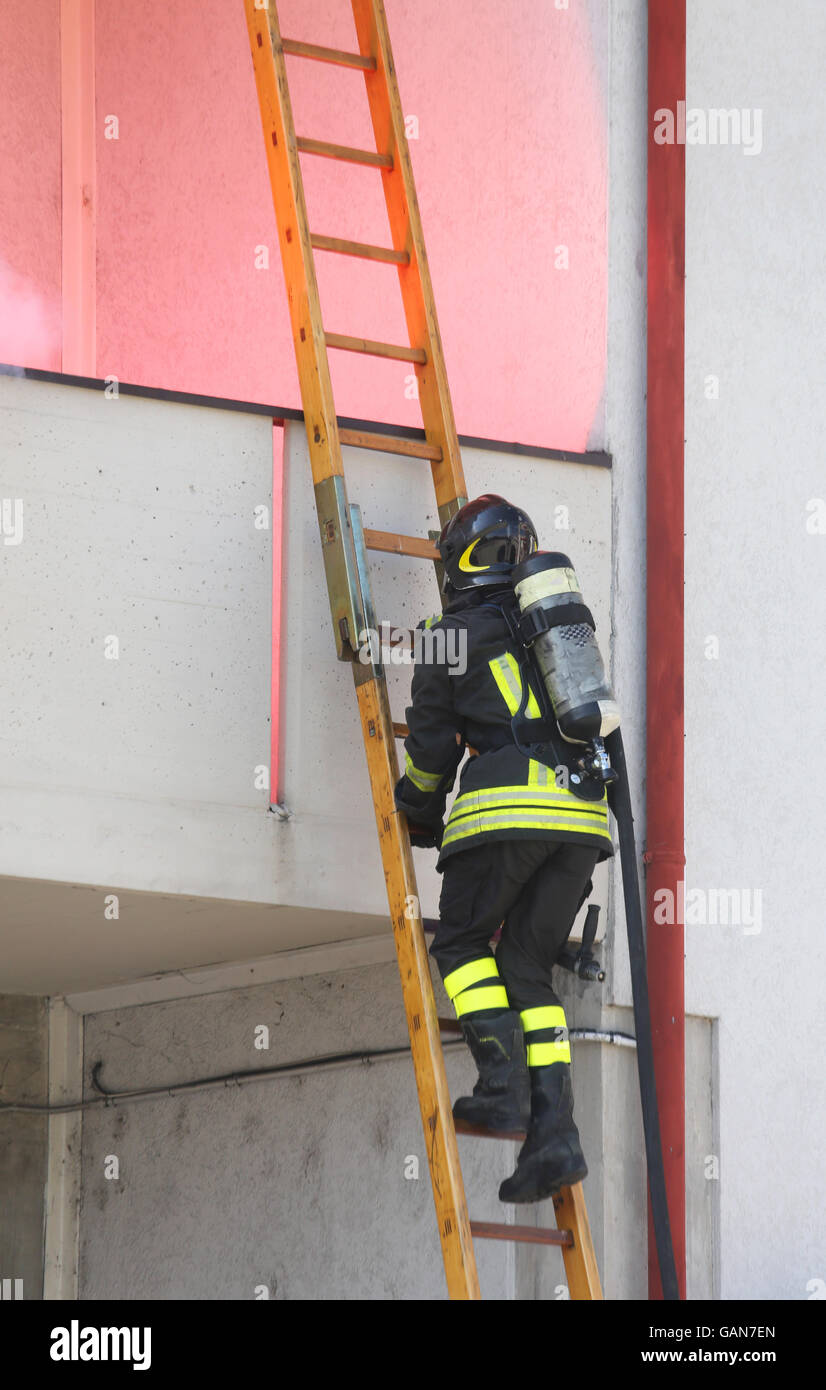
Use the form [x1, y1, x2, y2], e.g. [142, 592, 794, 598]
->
[605, 728, 681, 1301]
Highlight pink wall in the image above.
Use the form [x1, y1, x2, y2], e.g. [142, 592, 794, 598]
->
[2, 0, 607, 452]
[0, 0, 62, 370]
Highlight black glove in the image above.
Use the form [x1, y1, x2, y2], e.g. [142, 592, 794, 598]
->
[406, 820, 444, 850]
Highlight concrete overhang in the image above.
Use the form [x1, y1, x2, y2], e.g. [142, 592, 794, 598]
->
[0, 873, 389, 996]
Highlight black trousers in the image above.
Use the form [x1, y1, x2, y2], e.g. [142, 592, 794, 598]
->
[432, 839, 600, 1012]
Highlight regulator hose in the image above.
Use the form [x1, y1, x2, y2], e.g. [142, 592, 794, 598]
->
[605, 727, 680, 1301]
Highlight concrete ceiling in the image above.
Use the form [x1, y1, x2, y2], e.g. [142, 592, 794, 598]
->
[0, 874, 388, 996]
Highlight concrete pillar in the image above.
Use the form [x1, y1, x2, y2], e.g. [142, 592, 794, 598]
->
[0, 995, 49, 1300]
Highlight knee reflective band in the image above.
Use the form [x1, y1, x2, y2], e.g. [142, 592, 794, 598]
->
[526, 1040, 571, 1065]
[520, 1005, 571, 1066]
[444, 957, 510, 1019]
[454, 986, 510, 1017]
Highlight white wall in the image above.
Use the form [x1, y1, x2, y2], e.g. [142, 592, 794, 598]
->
[605, 0, 826, 1300]
[596, 0, 826, 1302]
[682, 0, 826, 1299]
[0, 375, 275, 903]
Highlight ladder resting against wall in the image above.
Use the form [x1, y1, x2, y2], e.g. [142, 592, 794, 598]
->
[243, 0, 602, 1301]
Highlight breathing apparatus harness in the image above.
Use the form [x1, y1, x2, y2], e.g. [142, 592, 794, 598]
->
[496, 586, 613, 797]
[438, 496, 681, 1301]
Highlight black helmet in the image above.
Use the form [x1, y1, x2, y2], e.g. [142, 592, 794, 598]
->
[438, 494, 538, 593]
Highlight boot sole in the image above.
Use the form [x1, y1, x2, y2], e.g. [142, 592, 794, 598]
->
[498, 1162, 588, 1205]
[452, 1103, 530, 1134]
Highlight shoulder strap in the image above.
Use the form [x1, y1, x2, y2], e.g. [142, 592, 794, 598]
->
[494, 599, 563, 765]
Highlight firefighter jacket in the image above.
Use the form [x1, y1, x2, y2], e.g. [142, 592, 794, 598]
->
[393, 585, 615, 869]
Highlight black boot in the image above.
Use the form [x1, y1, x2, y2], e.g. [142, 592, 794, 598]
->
[498, 1062, 587, 1203]
[452, 1011, 530, 1132]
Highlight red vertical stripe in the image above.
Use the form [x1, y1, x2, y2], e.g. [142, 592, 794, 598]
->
[60, 0, 96, 374]
[646, 0, 687, 1299]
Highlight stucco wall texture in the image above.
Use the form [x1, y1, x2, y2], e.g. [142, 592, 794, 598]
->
[79, 962, 524, 1301]
[0, 0, 607, 451]
[682, 0, 826, 1300]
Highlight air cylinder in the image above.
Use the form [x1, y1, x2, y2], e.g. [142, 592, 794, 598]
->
[511, 551, 620, 743]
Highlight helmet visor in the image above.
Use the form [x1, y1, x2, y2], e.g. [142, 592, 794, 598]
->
[467, 523, 536, 570]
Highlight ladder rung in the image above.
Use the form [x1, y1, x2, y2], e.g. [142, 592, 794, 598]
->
[438, 1016, 462, 1035]
[363, 529, 439, 559]
[326, 333, 426, 365]
[392, 721, 409, 738]
[311, 234, 409, 266]
[471, 1220, 574, 1249]
[281, 38, 377, 71]
[296, 136, 393, 169]
[455, 1117, 527, 1142]
[339, 428, 441, 461]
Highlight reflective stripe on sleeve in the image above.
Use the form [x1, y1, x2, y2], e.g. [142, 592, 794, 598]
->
[404, 752, 443, 793]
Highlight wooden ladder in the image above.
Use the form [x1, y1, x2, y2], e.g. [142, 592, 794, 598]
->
[243, 0, 602, 1302]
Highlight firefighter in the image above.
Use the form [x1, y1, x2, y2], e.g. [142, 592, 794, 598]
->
[394, 495, 614, 1204]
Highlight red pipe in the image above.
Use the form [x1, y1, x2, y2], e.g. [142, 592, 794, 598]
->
[270, 421, 286, 804]
[646, 0, 687, 1300]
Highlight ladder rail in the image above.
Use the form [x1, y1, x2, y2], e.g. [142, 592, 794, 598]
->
[243, 0, 602, 1302]
[245, 2, 367, 666]
[243, 0, 481, 1302]
[351, 0, 467, 521]
[355, 671, 481, 1299]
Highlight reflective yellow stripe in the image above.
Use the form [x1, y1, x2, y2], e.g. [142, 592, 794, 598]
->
[528, 759, 553, 787]
[488, 653, 541, 719]
[527, 1040, 571, 1066]
[450, 785, 607, 813]
[454, 985, 510, 1018]
[443, 815, 613, 848]
[404, 752, 442, 793]
[488, 655, 519, 714]
[443, 780, 611, 850]
[458, 537, 492, 573]
[443, 805, 612, 849]
[447, 798, 609, 824]
[521, 1006, 567, 1033]
[443, 956, 499, 1000]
